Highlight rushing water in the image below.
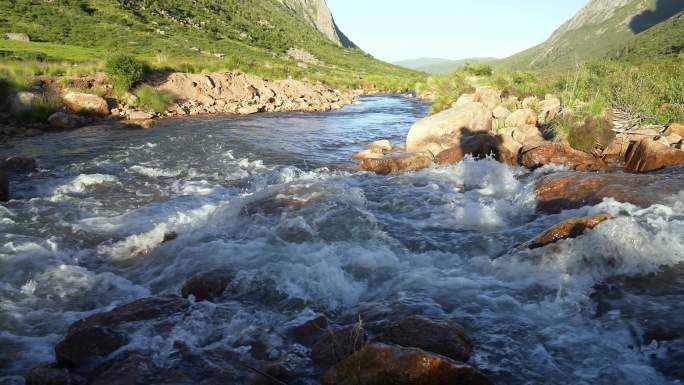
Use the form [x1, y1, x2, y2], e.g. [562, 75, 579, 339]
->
[0, 95, 683, 384]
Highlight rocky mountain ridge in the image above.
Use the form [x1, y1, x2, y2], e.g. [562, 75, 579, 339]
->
[277, 0, 356, 48]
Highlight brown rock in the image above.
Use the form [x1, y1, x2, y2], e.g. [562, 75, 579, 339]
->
[48, 112, 87, 130]
[360, 152, 433, 175]
[512, 125, 544, 145]
[528, 213, 613, 249]
[181, 270, 235, 302]
[89, 352, 193, 385]
[127, 111, 155, 120]
[505, 108, 538, 127]
[322, 344, 493, 385]
[624, 137, 684, 173]
[665, 123, 684, 138]
[521, 142, 606, 171]
[435, 133, 518, 166]
[25, 364, 85, 385]
[537, 98, 561, 125]
[366, 139, 393, 153]
[311, 325, 367, 368]
[535, 172, 684, 214]
[352, 149, 385, 161]
[63, 92, 109, 115]
[288, 315, 330, 345]
[374, 316, 473, 362]
[55, 326, 127, 368]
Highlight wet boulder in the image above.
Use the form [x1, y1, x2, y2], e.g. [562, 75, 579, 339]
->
[520, 141, 606, 171]
[25, 364, 86, 385]
[311, 325, 368, 368]
[359, 152, 433, 175]
[288, 315, 330, 345]
[48, 112, 88, 130]
[624, 137, 684, 173]
[88, 352, 194, 385]
[374, 316, 473, 362]
[181, 269, 235, 302]
[322, 343, 493, 385]
[435, 133, 518, 166]
[4, 156, 37, 173]
[63, 92, 109, 115]
[505, 108, 537, 128]
[406, 102, 492, 155]
[55, 325, 127, 369]
[528, 213, 612, 249]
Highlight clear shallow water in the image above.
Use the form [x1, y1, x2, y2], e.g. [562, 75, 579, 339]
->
[0, 95, 683, 384]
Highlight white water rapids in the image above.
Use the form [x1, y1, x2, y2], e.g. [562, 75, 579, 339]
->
[0, 96, 682, 384]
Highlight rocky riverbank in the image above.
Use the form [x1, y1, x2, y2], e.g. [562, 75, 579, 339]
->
[1, 71, 359, 138]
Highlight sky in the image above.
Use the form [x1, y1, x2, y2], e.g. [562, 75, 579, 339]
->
[326, 0, 588, 62]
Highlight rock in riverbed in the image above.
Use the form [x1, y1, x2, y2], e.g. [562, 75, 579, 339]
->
[624, 137, 684, 173]
[521, 141, 606, 171]
[181, 269, 235, 302]
[528, 213, 613, 249]
[63, 92, 110, 115]
[0, 161, 8, 202]
[360, 152, 434, 174]
[322, 343, 493, 385]
[311, 324, 368, 368]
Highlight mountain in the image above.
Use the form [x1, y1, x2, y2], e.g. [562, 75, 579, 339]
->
[277, 0, 356, 48]
[394, 57, 497, 74]
[0, 0, 416, 89]
[496, 0, 684, 70]
[611, 9, 684, 62]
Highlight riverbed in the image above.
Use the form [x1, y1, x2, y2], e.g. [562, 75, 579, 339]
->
[0, 95, 682, 384]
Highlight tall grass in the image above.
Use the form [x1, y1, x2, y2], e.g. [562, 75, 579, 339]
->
[134, 85, 174, 114]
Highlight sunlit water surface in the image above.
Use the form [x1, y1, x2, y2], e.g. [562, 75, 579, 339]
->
[0, 96, 683, 384]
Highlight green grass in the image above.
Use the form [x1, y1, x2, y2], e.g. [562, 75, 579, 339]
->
[0, 0, 422, 91]
[134, 85, 174, 114]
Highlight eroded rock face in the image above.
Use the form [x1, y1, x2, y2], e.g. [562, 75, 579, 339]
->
[535, 171, 684, 214]
[406, 102, 492, 155]
[321, 343, 493, 385]
[374, 316, 473, 363]
[521, 142, 606, 171]
[624, 137, 684, 173]
[181, 270, 235, 302]
[528, 213, 612, 249]
[359, 152, 434, 175]
[311, 325, 368, 368]
[63, 92, 109, 115]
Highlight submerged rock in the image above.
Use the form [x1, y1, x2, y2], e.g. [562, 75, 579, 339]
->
[63, 92, 109, 115]
[311, 325, 368, 368]
[406, 102, 492, 155]
[0, 161, 8, 202]
[55, 325, 127, 369]
[25, 364, 85, 385]
[359, 152, 434, 175]
[521, 141, 606, 171]
[528, 213, 613, 249]
[4, 156, 37, 173]
[321, 343, 493, 385]
[181, 270, 235, 302]
[374, 316, 473, 362]
[288, 315, 330, 345]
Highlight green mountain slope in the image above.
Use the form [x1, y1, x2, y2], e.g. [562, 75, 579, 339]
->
[611, 10, 684, 62]
[394, 57, 497, 74]
[495, 0, 684, 70]
[0, 0, 418, 89]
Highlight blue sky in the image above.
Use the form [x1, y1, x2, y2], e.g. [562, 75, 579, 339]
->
[327, 0, 588, 62]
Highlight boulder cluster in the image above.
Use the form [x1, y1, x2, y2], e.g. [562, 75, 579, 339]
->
[354, 87, 684, 174]
[26, 268, 493, 385]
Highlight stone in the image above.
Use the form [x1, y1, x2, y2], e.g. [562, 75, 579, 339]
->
[528, 213, 613, 249]
[4, 33, 30, 41]
[492, 105, 511, 119]
[181, 270, 235, 302]
[3, 157, 37, 173]
[366, 139, 393, 153]
[47, 112, 87, 130]
[288, 315, 330, 345]
[521, 96, 539, 109]
[406, 102, 492, 154]
[534, 172, 684, 214]
[311, 325, 368, 368]
[10, 92, 37, 114]
[520, 142, 606, 171]
[537, 98, 561, 125]
[359, 152, 434, 175]
[624, 137, 684, 173]
[55, 326, 127, 369]
[665, 123, 684, 138]
[474, 87, 501, 111]
[1, 162, 9, 202]
[452, 94, 476, 107]
[435, 133, 517, 166]
[505, 108, 538, 127]
[63, 92, 109, 115]
[374, 316, 473, 362]
[238, 105, 261, 115]
[127, 111, 155, 120]
[512, 125, 544, 145]
[321, 344, 493, 385]
[25, 364, 85, 385]
[88, 352, 193, 385]
[352, 149, 385, 161]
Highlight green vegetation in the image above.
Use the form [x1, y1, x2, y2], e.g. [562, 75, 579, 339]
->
[105, 54, 145, 93]
[610, 11, 684, 63]
[394, 57, 497, 75]
[134, 85, 173, 114]
[0, 0, 421, 91]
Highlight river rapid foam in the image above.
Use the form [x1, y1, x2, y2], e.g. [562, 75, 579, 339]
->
[0, 96, 682, 384]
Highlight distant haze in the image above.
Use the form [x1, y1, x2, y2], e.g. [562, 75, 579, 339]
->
[327, 0, 587, 62]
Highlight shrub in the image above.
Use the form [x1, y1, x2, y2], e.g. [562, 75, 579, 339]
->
[134, 85, 173, 113]
[106, 54, 144, 92]
[464, 63, 493, 77]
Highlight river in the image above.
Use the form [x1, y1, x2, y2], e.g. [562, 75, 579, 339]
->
[0, 95, 682, 384]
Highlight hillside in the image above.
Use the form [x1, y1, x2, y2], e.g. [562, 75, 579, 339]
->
[0, 0, 418, 89]
[611, 9, 684, 62]
[394, 57, 497, 74]
[496, 0, 684, 70]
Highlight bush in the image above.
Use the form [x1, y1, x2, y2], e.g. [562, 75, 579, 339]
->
[134, 85, 173, 113]
[464, 63, 493, 77]
[106, 54, 144, 92]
